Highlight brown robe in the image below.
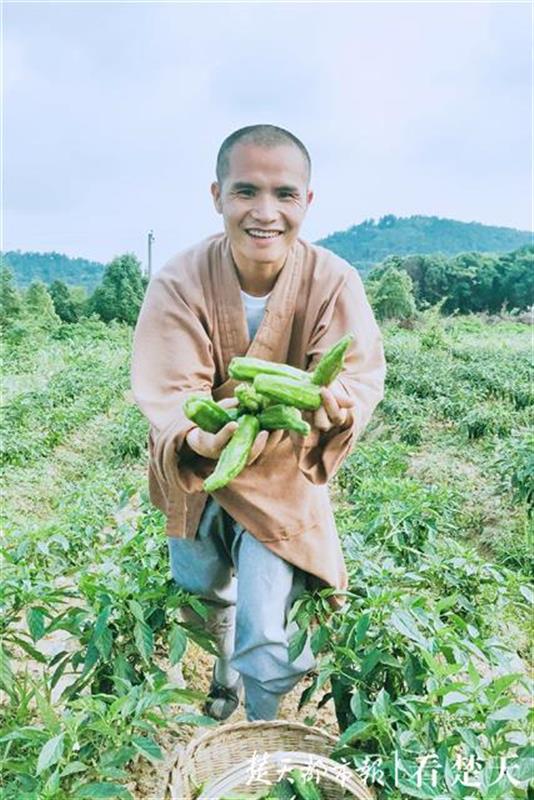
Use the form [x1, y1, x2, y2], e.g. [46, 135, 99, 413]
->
[131, 233, 385, 608]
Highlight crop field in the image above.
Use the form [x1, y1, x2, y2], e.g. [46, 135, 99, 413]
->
[1, 314, 532, 799]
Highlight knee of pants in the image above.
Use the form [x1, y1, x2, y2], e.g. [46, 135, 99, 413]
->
[168, 540, 234, 601]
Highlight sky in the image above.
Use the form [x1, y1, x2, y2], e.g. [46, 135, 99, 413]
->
[2, 0, 532, 271]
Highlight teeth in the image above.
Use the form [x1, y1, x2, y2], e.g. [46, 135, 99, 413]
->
[247, 230, 281, 238]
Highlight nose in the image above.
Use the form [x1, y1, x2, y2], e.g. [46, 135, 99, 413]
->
[250, 194, 278, 225]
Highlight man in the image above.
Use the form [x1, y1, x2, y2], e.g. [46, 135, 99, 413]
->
[131, 124, 385, 723]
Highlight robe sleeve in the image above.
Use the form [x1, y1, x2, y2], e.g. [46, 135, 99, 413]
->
[130, 270, 214, 495]
[291, 267, 386, 485]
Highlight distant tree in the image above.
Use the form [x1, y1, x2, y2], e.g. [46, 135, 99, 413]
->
[24, 281, 60, 329]
[0, 266, 22, 326]
[498, 246, 534, 312]
[89, 253, 146, 325]
[70, 285, 90, 319]
[49, 279, 79, 322]
[367, 267, 416, 321]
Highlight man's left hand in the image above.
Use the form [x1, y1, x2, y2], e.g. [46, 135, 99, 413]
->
[312, 379, 356, 433]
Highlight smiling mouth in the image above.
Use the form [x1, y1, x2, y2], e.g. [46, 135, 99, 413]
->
[245, 229, 284, 239]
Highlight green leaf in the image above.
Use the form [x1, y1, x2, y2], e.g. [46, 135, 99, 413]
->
[134, 621, 154, 661]
[310, 624, 329, 655]
[34, 684, 60, 732]
[338, 719, 375, 746]
[36, 733, 64, 775]
[182, 625, 218, 656]
[359, 647, 381, 678]
[10, 634, 48, 663]
[488, 673, 523, 696]
[168, 624, 187, 666]
[95, 626, 113, 659]
[354, 613, 371, 645]
[288, 628, 308, 663]
[100, 746, 136, 769]
[128, 599, 145, 622]
[390, 610, 427, 647]
[82, 642, 101, 676]
[93, 607, 112, 640]
[172, 713, 218, 726]
[0, 642, 14, 695]
[186, 595, 209, 621]
[131, 735, 163, 761]
[26, 607, 46, 641]
[371, 687, 390, 719]
[442, 691, 470, 707]
[75, 782, 132, 799]
[349, 689, 368, 719]
[488, 703, 529, 721]
[61, 761, 88, 777]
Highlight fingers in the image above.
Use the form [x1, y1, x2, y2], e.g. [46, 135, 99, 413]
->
[186, 421, 239, 459]
[219, 396, 239, 409]
[213, 421, 239, 453]
[320, 387, 348, 428]
[247, 430, 269, 465]
[328, 379, 357, 409]
[313, 405, 333, 432]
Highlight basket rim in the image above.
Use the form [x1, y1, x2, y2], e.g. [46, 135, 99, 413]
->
[175, 719, 339, 765]
[197, 749, 375, 800]
[170, 719, 342, 795]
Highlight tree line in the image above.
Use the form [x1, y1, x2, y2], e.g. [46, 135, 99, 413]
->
[367, 245, 532, 320]
[2, 250, 105, 292]
[0, 245, 532, 337]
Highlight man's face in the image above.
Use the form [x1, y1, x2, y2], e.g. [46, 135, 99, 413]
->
[211, 142, 313, 273]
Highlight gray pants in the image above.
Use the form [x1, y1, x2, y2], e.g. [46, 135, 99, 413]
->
[168, 499, 316, 720]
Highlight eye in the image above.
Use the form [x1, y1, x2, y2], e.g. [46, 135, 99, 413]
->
[278, 191, 297, 200]
[236, 188, 254, 197]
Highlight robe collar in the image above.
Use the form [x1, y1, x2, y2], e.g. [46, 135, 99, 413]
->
[213, 234, 304, 391]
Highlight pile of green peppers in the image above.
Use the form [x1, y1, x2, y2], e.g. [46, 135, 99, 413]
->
[183, 334, 354, 493]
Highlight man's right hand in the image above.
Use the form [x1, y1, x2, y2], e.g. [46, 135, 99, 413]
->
[185, 391, 271, 464]
[185, 397, 240, 460]
[186, 420, 239, 460]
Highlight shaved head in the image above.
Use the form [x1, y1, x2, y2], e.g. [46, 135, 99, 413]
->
[216, 124, 312, 186]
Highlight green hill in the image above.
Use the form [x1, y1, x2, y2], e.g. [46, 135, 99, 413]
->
[316, 215, 533, 273]
[1, 250, 105, 292]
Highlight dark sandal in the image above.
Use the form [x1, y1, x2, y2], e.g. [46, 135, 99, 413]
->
[203, 666, 243, 721]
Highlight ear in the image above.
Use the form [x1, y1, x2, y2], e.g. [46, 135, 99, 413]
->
[211, 181, 223, 214]
[306, 189, 314, 208]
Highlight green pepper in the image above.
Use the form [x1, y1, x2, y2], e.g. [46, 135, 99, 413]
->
[234, 382, 264, 413]
[229, 356, 309, 383]
[288, 770, 324, 800]
[203, 414, 260, 492]
[184, 396, 236, 433]
[253, 374, 322, 412]
[311, 333, 354, 386]
[258, 404, 311, 436]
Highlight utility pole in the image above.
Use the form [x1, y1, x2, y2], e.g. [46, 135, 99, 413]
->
[147, 229, 155, 279]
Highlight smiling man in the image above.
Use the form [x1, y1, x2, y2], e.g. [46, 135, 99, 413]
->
[131, 124, 385, 723]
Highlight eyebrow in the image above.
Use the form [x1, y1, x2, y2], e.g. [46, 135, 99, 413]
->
[230, 181, 300, 193]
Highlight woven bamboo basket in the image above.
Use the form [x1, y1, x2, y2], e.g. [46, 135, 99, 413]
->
[169, 720, 374, 800]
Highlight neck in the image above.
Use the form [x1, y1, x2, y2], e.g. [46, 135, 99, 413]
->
[231, 247, 286, 296]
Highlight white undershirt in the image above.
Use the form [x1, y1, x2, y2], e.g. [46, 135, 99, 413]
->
[240, 289, 271, 340]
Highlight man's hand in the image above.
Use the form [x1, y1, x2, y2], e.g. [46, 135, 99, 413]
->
[185, 397, 271, 463]
[311, 379, 356, 433]
[185, 397, 239, 460]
